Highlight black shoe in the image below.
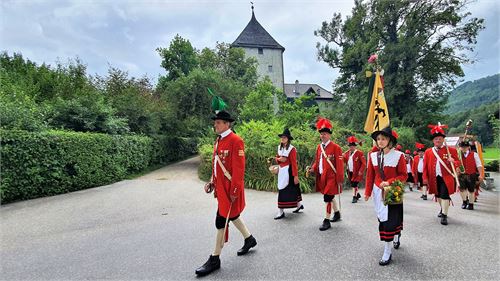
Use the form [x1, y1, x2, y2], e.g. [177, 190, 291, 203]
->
[437, 210, 443, 217]
[356, 193, 361, 199]
[474, 198, 477, 202]
[440, 214, 448, 225]
[461, 201, 468, 209]
[468, 203, 474, 210]
[330, 211, 341, 222]
[420, 194, 424, 198]
[319, 219, 331, 231]
[195, 255, 220, 276]
[237, 235, 257, 256]
[352, 196, 358, 203]
[409, 187, 413, 192]
[393, 234, 401, 249]
[422, 195, 427, 200]
[292, 205, 304, 213]
[274, 212, 285, 220]
[379, 254, 392, 266]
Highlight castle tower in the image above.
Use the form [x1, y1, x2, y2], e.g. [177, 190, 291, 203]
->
[232, 6, 285, 91]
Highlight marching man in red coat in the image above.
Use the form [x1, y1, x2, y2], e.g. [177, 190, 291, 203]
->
[422, 123, 460, 225]
[404, 150, 414, 191]
[195, 110, 257, 276]
[412, 142, 428, 200]
[343, 136, 366, 203]
[309, 118, 344, 231]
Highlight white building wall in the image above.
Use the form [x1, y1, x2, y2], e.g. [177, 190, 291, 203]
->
[242, 47, 284, 91]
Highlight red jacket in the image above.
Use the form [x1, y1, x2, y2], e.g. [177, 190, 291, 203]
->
[311, 141, 344, 195]
[276, 146, 298, 176]
[365, 149, 408, 197]
[412, 155, 423, 184]
[343, 149, 366, 182]
[212, 131, 246, 218]
[423, 146, 460, 196]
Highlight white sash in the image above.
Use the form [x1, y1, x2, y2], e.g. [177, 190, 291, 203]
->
[213, 140, 232, 181]
[320, 144, 337, 174]
[431, 148, 453, 176]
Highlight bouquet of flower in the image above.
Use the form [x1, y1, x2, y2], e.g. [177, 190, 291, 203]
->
[383, 180, 405, 205]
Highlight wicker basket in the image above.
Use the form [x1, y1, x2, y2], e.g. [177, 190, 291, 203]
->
[268, 165, 279, 175]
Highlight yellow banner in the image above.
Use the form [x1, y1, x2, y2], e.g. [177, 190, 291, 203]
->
[364, 71, 390, 133]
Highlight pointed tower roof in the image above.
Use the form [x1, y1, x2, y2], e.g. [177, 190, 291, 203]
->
[232, 8, 285, 51]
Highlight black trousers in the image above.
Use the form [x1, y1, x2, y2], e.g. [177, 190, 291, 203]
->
[436, 176, 451, 200]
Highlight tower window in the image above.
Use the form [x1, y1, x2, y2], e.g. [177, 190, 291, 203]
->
[258, 48, 263, 54]
[268, 65, 273, 72]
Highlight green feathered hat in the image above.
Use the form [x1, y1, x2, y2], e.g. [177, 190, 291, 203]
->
[208, 88, 234, 122]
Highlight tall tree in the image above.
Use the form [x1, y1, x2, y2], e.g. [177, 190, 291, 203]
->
[157, 34, 199, 81]
[199, 42, 257, 87]
[315, 0, 484, 133]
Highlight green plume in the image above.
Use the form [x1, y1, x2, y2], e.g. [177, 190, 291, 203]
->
[207, 87, 227, 113]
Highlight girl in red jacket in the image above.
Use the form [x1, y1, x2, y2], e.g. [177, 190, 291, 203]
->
[365, 127, 407, 266]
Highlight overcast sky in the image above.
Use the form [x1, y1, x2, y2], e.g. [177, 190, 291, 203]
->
[1, 0, 498, 90]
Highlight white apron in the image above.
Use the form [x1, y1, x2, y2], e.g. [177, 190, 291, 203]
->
[277, 144, 294, 190]
[372, 184, 388, 222]
[369, 149, 402, 222]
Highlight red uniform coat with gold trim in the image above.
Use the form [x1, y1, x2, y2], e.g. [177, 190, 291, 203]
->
[364, 150, 408, 197]
[422, 146, 460, 196]
[212, 132, 246, 218]
[311, 142, 344, 195]
[412, 155, 423, 184]
[343, 149, 366, 182]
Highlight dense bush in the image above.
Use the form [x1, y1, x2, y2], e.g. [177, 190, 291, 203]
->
[0, 130, 196, 204]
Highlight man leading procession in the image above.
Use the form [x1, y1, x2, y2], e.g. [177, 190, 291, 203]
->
[195, 98, 257, 277]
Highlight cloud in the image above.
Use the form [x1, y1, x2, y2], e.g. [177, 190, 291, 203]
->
[0, 0, 496, 88]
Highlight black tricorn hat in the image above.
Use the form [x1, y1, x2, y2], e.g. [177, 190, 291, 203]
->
[371, 126, 398, 144]
[278, 128, 294, 140]
[211, 110, 234, 122]
[459, 140, 471, 147]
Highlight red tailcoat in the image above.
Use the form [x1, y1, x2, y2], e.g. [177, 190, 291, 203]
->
[422, 146, 460, 196]
[212, 132, 246, 218]
[365, 150, 408, 197]
[412, 155, 423, 184]
[343, 149, 366, 182]
[311, 142, 344, 195]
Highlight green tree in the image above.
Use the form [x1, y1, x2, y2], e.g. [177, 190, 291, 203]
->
[157, 68, 248, 137]
[315, 0, 484, 136]
[199, 43, 258, 87]
[157, 34, 199, 81]
[239, 78, 276, 122]
[94, 67, 164, 135]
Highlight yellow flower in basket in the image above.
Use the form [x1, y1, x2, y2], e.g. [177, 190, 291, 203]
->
[384, 180, 405, 206]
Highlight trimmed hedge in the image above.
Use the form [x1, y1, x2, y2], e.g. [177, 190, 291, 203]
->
[0, 130, 196, 204]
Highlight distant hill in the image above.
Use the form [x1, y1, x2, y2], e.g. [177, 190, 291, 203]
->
[445, 74, 499, 114]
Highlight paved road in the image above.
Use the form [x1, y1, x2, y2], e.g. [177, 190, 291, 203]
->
[1, 157, 499, 280]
